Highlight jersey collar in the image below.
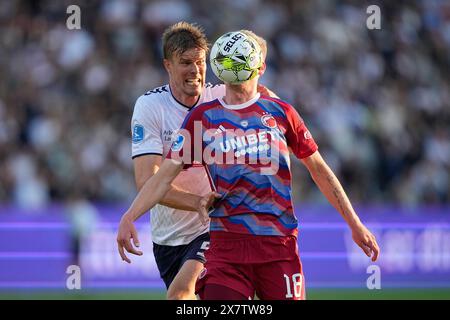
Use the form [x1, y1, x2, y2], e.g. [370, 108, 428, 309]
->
[168, 85, 201, 111]
[218, 93, 260, 110]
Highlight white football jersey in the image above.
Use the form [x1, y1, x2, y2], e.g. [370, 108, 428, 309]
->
[131, 83, 226, 246]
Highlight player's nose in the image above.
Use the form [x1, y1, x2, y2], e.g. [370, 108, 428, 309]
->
[190, 63, 200, 75]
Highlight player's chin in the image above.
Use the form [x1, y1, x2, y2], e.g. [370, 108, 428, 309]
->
[185, 83, 202, 96]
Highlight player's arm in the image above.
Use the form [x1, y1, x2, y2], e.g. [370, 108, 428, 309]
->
[134, 154, 207, 212]
[118, 159, 182, 263]
[118, 159, 216, 263]
[280, 100, 379, 261]
[126, 158, 184, 222]
[301, 151, 380, 262]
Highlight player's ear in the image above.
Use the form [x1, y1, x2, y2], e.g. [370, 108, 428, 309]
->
[163, 58, 171, 74]
[258, 62, 266, 76]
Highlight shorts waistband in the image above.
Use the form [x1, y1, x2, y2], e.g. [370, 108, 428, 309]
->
[210, 231, 293, 241]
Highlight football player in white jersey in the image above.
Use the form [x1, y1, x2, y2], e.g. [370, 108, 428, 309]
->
[116, 22, 219, 300]
[117, 22, 276, 300]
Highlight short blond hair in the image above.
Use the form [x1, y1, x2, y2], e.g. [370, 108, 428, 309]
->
[162, 22, 209, 59]
[240, 29, 267, 61]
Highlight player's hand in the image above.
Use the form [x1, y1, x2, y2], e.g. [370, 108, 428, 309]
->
[257, 84, 280, 98]
[117, 214, 143, 263]
[197, 192, 221, 225]
[351, 223, 380, 262]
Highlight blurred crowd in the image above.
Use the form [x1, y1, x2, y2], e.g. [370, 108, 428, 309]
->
[0, 0, 449, 210]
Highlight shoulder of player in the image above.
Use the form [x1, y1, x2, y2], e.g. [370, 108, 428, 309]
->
[194, 99, 220, 113]
[259, 95, 304, 120]
[260, 95, 296, 111]
[259, 95, 293, 112]
[143, 84, 170, 97]
[185, 98, 220, 121]
[134, 85, 170, 109]
[204, 82, 223, 90]
[259, 94, 288, 106]
[203, 82, 225, 98]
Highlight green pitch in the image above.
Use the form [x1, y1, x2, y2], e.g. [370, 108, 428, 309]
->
[1, 288, 450, 300]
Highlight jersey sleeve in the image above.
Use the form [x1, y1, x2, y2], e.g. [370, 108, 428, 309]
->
[166, 107, 204, 169]
[282, 103, 318, 159]
[131, 95, 163, 159]
[211, 83, 226, 99]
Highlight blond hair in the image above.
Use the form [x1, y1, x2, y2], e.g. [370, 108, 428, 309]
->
[240, 29, 267, 61]
[162, 22, 209, 59]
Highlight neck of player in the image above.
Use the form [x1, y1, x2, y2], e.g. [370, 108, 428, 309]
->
[224, 79, 258, 105]
[169, 81, 200, 108]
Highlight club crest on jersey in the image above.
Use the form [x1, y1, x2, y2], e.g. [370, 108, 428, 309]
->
[261, 114, 277, 129]
[132, 124, 144, 144]
[304, 130, 312, 140]
[171, 133, 185, 152]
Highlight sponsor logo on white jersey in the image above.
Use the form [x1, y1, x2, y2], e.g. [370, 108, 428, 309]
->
[132, 124, 144, 144]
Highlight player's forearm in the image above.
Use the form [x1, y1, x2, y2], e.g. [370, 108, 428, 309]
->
[136, 169, 202, 212]
[125, 175, 173, 222]
[159, 185, 202, 212]
[309, 162, 362, 229]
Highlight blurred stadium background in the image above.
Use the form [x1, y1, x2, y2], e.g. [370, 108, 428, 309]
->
[0, 0, 449, 299]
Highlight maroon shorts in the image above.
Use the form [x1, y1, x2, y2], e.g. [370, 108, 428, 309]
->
[196, 231, 306, 300]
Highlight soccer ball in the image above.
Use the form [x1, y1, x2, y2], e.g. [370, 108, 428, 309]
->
[210, 31, 263, 84]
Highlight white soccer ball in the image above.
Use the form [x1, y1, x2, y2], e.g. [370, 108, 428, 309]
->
[210, 31, 263, 84]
